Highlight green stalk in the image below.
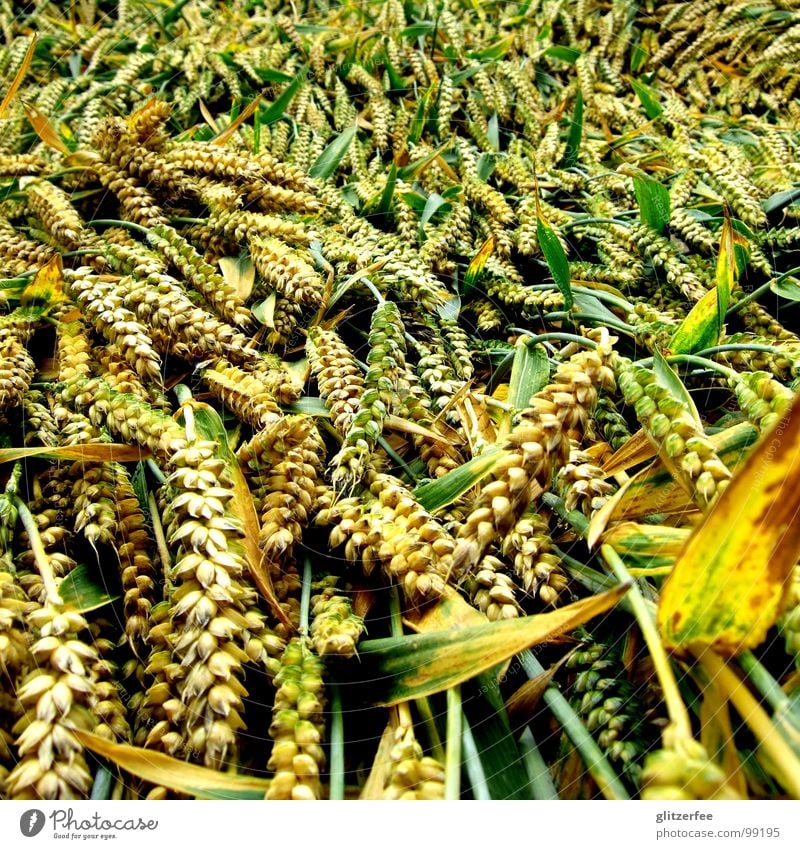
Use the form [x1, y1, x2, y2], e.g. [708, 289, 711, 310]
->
[146, 458, 167, 485]
[695, 343, 790, 358]
[461, 717, 491, 800]
[329, 682, 345, 801]
[563, 215, 632, 229]
[87, 218, 151, 237]
[542, 492, 589, 536]
[90, 764, 115, 800]
[445, 685, 462, 800]
[508, 329, 598, 349]
[299, 555, 313, 635]
[739, 652, 798, 718]
[543, 311, 635, 334]
[726, 281, 773, 315]
[518, 649, 630, 799]
[414, 697, 445, 763]
[601, 545, 693, 745]
[635, 352, 737, 380]
[389, 586, 404, 638]
[554, 546, 619, 594]
[519, 728, 558, 800]
[148, 491, 173, 595]
[727, 267, 800, 316]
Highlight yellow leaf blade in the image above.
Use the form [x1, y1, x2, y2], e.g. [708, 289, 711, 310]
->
[0, 34, 36, 119]
[24, 106, 70, 154]
[601, 428, 655, 475]
[73, 730, 271, 799]
[600, 422, 758, 522]
[0, 444, 150, 464]
[20, 254, 67, 312]
[361, 584, 630, 705]
[658, 395, 800, 654]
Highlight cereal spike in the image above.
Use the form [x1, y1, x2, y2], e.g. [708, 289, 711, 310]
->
[145, 438, 254, 768]
[62, 267, 163, 384]
[383, 723, 445, 800]
[450, 341, 616, 576]
[0, 328, 35, 411]
[266, 638, 327, 800]
[250, 236, 324, 307]
[617, 359, 732, 510]
[6, 606, 102, 800]
[237, 415, 324, 562]
[502, 512, 568, 606]
[306, 326, 365, 436]
[332, 301, 406, 488]
[26, 180, 93, 250]
[146, 224, 252, 326]
[310, 587, 364, 658]
[201, 361, 283, 429]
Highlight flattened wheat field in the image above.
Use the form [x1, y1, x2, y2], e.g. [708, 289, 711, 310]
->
[1, 0, 800, 802]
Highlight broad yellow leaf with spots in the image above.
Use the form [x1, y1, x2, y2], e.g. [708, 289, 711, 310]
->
[658, 393, 800, 654]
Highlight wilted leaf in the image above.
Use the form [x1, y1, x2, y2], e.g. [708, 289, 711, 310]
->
[594, 422, 758, 524]
[73, 731, 271, 799]
[670, 210, 742, 354]
[0, 33, 36, 119]
[506, 665, 561, 723]
[24, 106, 70, 154]
[404, 585, 486, 632]
[699, 671, 749, 798]
[359, 722, 396, 799]
[0, 444, 150, 464]
[658, 394, 800, 654]
[20, 254, 67, 312]
[601, 428, 655, 475]
[463, 233, 496, 298]
[356, 584, 629, 704]
[211, 93, 262, 144]
[601, 522, 690, 568]
[669, 287, 722, 355]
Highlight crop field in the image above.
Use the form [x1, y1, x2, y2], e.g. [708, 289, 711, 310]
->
[1, 0, 800, 801]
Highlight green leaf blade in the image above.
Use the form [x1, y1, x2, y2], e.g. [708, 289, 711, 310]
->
[536, 218, 573, 309]
[309, 125, 357, 180]
[634, 175, 671, 234]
